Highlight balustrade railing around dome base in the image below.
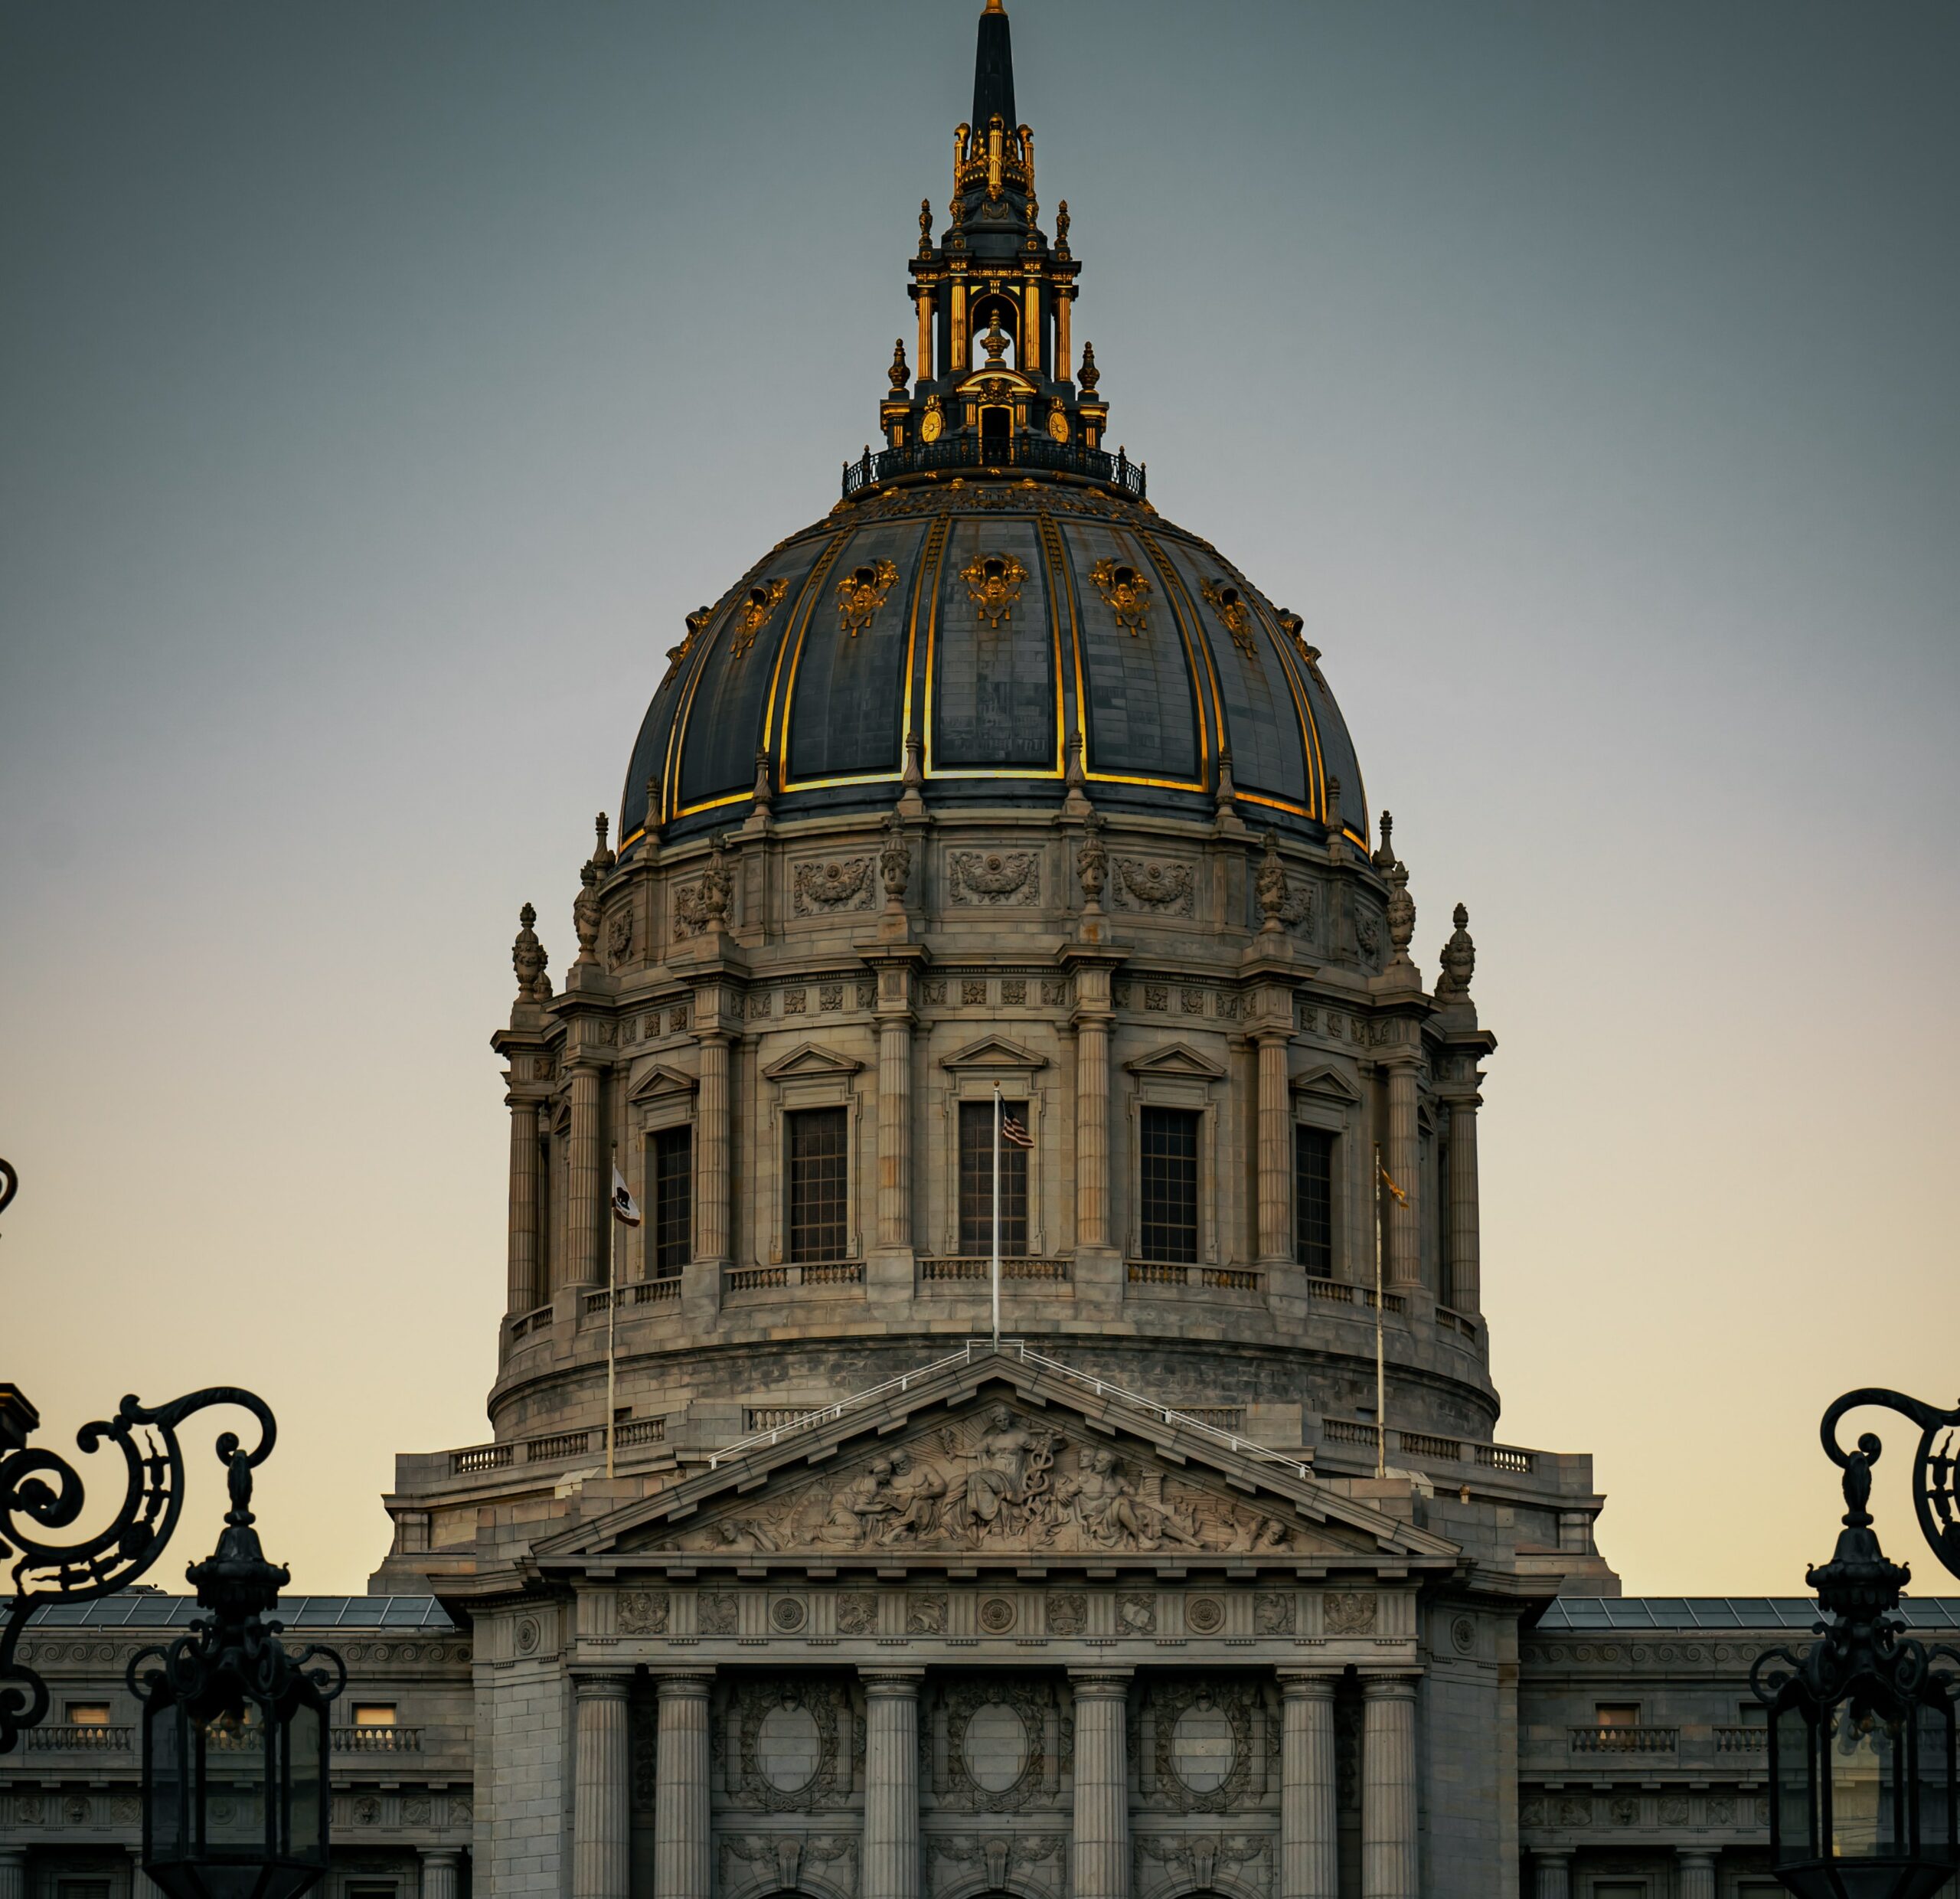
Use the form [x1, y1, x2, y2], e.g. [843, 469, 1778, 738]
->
[841, 433, 1146, 498]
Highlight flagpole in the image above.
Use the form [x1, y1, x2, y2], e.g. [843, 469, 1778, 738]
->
[990, 1084, 1002, 1351]
[1373, 1142, 1387, 1481]
[607, 1146, 619, 1480]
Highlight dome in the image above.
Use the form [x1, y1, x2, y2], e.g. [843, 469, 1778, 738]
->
[619, 476, 1369, 852]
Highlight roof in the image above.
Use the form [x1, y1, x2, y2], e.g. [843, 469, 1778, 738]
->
[1539, 1596, 1960, 1631]
[621, 480, 1367, 850]
[22, 1594, 454, 1629]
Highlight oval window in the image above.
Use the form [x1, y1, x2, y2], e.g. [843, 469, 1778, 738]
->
[965, 1700, 1030, 1793]
[1171, 1703, 1236, 1793]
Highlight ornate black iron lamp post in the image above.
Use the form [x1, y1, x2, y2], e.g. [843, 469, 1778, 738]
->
[129, 1440, 344, 1899]
[2, 1155, 342, 1899]
[1753, 1393, 1960, 1899]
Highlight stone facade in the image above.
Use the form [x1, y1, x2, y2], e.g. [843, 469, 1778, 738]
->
[9, 8, 1934, 1899]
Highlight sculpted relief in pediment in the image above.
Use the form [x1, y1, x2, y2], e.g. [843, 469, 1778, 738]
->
[655, 1405, 1308, 1557]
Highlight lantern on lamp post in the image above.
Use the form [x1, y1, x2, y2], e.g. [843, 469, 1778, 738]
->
[129, 1434, 344, 1899]
[1752, 1426, 1958, 1899]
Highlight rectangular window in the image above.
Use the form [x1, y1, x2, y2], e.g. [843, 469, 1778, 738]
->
[958, 1100, 1028, 1256]
[787, 1106, 850, 1263]
[351, 1705, 397, 1727]
[1138, 1106, 1200, 1263]
[1295, 1125, 1334, 1276]
[65, 1701, 112, 1726]
[650, 1125, 692, 1276]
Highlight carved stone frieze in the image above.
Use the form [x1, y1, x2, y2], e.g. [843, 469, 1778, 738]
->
[929, 1832, 1063, 1898]
[618, 1589, 669, 1635]
[720, 1832, 854, 1895]
[947, 848, 1039, 906]
[1113, 857, 1194, 916]
[661, 1406, 1300, 1557]
[939, 1678, 1057, 1812]
[1323, 1589, 1377, 1635]
[728, 1679, 853, 1812]
[1138, 1679, 1267, 1814]
[792, 858, 875, 915]
[1136, 1829, 1272, 1897]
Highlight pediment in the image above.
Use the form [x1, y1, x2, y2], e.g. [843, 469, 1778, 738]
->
[535, 1353, 1456, 1574]
[1122, 1042, 1227, 1080]
[629, 1063, 698, 1103]
[760, 1041, 865, 1081]
[954, 367, 1039, 395]
[939, 1034, 1049, 1074]
[1291, 1064, 1361, 1103]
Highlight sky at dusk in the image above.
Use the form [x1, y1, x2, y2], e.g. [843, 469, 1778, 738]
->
[2, 1, 1955, 1595]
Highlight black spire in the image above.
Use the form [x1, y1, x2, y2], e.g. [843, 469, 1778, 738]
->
[971, 0, 1016, 132]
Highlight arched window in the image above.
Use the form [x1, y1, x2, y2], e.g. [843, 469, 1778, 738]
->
[980, 404, 1012, 459]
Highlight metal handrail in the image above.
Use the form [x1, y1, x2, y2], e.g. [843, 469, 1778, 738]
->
[706, 1338, 1310, 1481]
[841, 434, 1146, 499]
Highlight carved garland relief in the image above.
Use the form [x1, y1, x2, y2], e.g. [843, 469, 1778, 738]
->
[946, 848, 1038, 905]
[1112, 857, 1195, 917]
[791, 857, 875, 915]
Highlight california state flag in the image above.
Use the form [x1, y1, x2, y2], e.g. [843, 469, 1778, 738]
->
[610, 1165, 642, 1227]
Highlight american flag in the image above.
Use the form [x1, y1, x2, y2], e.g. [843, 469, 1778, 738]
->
[999, 1106, 1032, 1149]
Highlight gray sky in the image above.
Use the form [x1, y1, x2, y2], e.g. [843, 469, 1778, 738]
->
[3, 1, 1955, 1594]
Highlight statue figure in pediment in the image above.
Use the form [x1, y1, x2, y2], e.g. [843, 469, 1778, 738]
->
[952, 1405, 1041, 1538]
[880, 1448, 948, 1544]
[814, 1456, 900, 1546]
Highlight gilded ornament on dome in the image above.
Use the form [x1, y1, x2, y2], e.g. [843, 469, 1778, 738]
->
[1201, 577, 1259, 659]
[1045, 398, 1070, 443]
[1089, 557, 1152, 634]
[730, 580, 789, 659]
[960, 550, 1027, 628]
[835, 558, 900, 636]
[920, 394, 945, 443]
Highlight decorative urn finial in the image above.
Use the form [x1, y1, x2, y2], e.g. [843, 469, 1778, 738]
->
[572, 860, 602, 964]
[1076, 340, 1099, 391]
[1385, 860, 1416, 965]
[512, 902, 550, 1002]
[888, 338, 910, 391]
[1371, 809, 1396, 872]
[1436, 902, 1476, 999]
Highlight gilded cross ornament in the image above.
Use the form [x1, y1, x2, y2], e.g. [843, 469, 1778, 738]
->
[835, 559, 900, 637]
[961, 550, 1027, 628]
[1089, 557, 1152, 633]
[730, 580, 788, 659]
[1202, 578, 1259, 658]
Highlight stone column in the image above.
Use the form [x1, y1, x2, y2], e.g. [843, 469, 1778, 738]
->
[572, 1673, 631, 1899]
[1384, 1061, 1420, 1287]
[419, 1850, 463, 1899]
[1073, 1016, 1110, 1250]
[0, 1855, 22, 1899]
[1057, 289, 1073, 381]
[1256, 1029, 1292, 1266]
[1531, 1849, 1571, 1899]
[507, 1096, 540, 1314]
[876, 1012, 913, 1251]
[1070, 1672, 1131, 1899]
[861, 1672, 922, 1899]
[1362, 1675, 1419, 1899]
[653, 1674, 714, 1899]
[1677, 1850, 1717, 1899]
[1279, 1674, 1338, 1899]
[1446, 1094, 1481, 1314]
[567, 1062, 606, 1288]
[1021, 279, 1042, 373]
[694, 1031, 730, 1264]
[915, 288, 934, 384]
